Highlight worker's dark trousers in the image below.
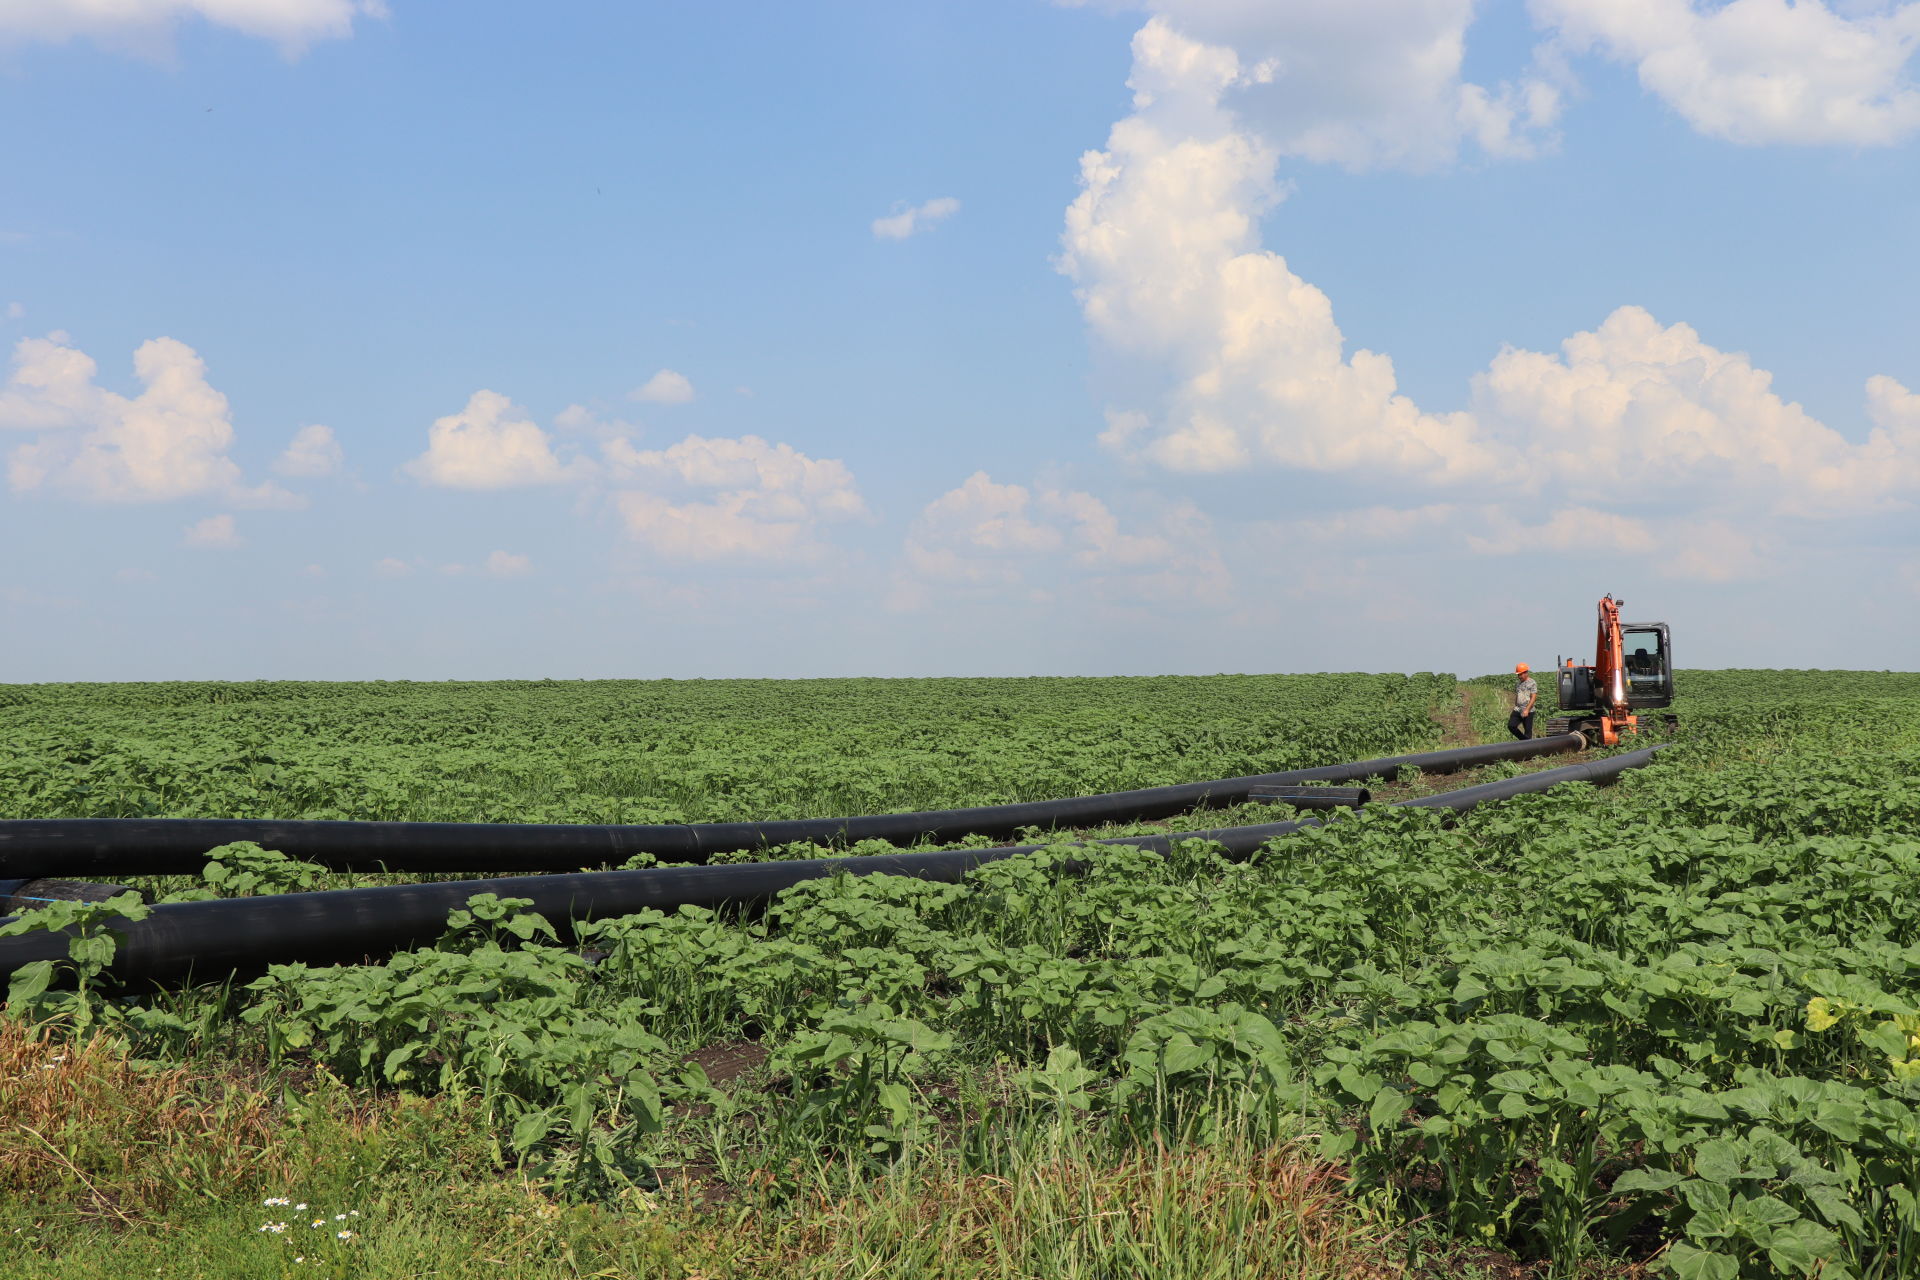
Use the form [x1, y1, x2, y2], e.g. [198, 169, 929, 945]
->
[1508, 710, 1535, 740]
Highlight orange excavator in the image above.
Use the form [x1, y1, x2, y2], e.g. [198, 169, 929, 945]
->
[1545, 595, 1676, 746]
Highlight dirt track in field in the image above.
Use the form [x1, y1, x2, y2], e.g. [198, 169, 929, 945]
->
[1432, 688, 1477, 748]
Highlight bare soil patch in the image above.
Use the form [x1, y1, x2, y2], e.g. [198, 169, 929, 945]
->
[1432, 687, 1477, 748]
[684, 1040, 769, 1088]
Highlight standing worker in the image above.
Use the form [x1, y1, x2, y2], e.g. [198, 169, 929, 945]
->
[1510, 662, 1538, 740]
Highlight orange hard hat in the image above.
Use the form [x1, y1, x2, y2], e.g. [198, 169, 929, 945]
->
[1515, 662, 1531, 674]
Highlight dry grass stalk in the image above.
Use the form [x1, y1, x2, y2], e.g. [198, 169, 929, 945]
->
[0, 1019, 289, 1224]
[727, 1138, 1400, 1279]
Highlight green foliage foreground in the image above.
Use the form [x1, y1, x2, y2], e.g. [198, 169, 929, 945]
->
[3, 670, 1919, 1278]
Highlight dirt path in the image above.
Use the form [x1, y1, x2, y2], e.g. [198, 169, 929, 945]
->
[1432, 686, 1478, 748]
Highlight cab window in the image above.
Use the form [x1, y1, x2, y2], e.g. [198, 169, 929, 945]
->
[1624, 630, 1664, 685]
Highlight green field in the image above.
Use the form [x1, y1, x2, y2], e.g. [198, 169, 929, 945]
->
[3, 671, 1919, 1279]
[0, 674, 1455, 824]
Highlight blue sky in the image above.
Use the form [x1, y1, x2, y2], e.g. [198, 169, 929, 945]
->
[2, 0, 1917, 680]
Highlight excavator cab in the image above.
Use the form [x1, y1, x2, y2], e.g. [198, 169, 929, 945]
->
[1621, 622, 1674, 708]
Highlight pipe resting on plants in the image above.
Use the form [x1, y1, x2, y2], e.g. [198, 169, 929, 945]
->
[0, 733, 1585, 878]
[0, 745, 1664, 986]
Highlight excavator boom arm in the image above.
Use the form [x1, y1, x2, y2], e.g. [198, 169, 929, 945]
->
[1594, 595, 1628, 718]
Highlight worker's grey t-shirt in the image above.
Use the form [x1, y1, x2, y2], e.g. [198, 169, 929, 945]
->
[1515, 676, 1537, 710]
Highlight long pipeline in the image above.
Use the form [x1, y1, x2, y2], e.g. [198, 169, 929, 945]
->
[0, 746, 1662, 986]
[0, 733, 1584, 878]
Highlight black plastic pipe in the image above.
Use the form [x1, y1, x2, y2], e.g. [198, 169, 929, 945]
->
[1248, 786, 1370, 810]
[0, 878, 143, 914]
[0, 734, 1585, 878]
[0, 745, 1661, 986]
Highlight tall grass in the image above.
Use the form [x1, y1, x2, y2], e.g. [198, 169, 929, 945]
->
[1, 1017, 1394, 1279]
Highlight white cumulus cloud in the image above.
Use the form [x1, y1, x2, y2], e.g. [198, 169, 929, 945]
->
[603, 433, 869, 563]
[1060, 17, 1920, 521]
[892, 470, 1227, 609]
[0, 0, 387, 56]
[1070, 3, 1562, 171]
[1473, 307, 1920, 513]
[1463, 507, 1658, 557]
[1658, 519, 1772, 583]
[404, 391, 575, 490]
[1536, 0, 1920, 146]
[1062, 21, 1496, 481]
[0, 333, 276, 503]
[1869, 373, 1920, 447]
[273, 423, 343, 477]
[630, 369, 695, 404]
[483, 550, 531, 577]
[408, 389, 872, 569]
[183, 513, 241, 548]
[872, 196, 962, 240]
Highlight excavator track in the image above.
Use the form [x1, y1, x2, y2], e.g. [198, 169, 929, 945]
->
[1543, 713, 1677, 747]
[1543, 715, 1599, 746]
